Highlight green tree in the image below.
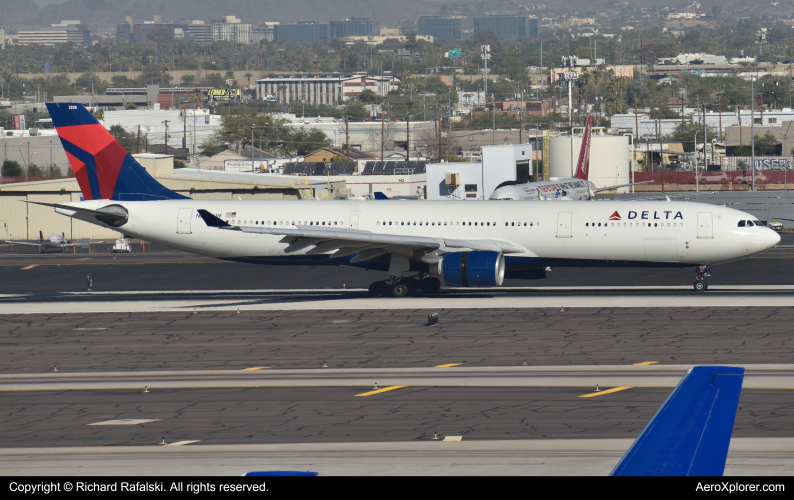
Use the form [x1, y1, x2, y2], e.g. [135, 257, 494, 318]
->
[199, 136, 227, 157]
[669, 121, 717, 153]
[1, 160, 23, 177]
[45, 165, 63, 178]
[174, 160, 186, 169]
[180, 74, 196, 85]
[217, 107, 274, 152]
[110, 125, 137, 153]
[111, 74, 136, 86]
[28, 163, 44, 177]
[358, 89, 378, 104]
[755, 132, 780, 155]
[343, 100, 369, 121]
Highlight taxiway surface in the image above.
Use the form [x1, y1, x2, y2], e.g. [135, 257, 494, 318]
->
[1, 238, 793, 475]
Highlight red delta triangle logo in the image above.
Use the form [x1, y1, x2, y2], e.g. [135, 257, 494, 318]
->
[609, 211, 622, 221]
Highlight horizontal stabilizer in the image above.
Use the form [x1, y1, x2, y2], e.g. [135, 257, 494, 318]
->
[611, 366, 744, 476]
[197, 209, 233, 228]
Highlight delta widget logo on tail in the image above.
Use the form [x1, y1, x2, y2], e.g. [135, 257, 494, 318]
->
[609, 211, 621, 221]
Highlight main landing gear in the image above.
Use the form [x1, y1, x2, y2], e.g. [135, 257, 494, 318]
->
[368, 276, 441, 298]
[694, 265, 710, 292]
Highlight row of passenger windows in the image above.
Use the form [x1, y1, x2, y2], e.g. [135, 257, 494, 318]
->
[586, 222, 684, 228]
[228, 220, 343, 226]
[376, 221, 540, 227]
[738, 220, 764, 227]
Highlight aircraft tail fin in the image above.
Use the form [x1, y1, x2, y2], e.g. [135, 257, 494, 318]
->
[39, 230, 43, 244]
[574, 115, 592, 180]
[373, 192, 390, 200]
[46, 103, 187, 201]
[611, 366, 744, 476]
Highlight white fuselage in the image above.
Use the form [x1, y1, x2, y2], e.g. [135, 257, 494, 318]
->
[489, 178, 593, 201]
[57, 199, 780, 268]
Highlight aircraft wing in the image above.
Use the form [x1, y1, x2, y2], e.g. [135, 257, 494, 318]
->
[593, 181, 655, 193]
[4, 241, 43, 247]
[610, 366, 744, 476]
[197, 210, 525, 256]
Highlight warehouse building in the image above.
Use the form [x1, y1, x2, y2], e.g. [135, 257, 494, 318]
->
[255, 74, 399, 105]
[0, 154, 347, 241]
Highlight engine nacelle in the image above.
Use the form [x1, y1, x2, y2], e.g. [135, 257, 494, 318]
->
[436, 251, 505, 287]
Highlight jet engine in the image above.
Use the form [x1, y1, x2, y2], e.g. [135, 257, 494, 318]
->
[435, 251, 505, 287]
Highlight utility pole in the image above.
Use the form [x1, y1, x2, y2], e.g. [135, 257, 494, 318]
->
[704, 104, 707, 181]
[659, 97, 664, 192]
[345, 115, 350, 162]
[718, 94, 722, 140]
[437, 104, 442, 161]
[752, 77, 756, 191]
[634, 97, 639, 192]
[183, 112, 187, 149]
[162, 120, 170, 155]
[481, 45, 490, 96]
[136, 125, 141, 154]
[380, 104, 384, 161]
[251, 125, 255, 171]
[405, 112, 410, 161]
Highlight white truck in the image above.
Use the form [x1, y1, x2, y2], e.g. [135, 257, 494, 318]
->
[112, 238, 131, 253]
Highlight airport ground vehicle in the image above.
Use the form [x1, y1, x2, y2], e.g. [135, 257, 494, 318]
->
[33, 103, 780, 297]
[111, 238, 131, 253]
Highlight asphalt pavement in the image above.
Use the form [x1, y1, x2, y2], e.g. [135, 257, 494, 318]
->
[0, 386, 789, 448]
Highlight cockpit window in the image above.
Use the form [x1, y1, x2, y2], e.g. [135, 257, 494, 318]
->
[738, 221, 746, 227]
[754, 220, 764, 227]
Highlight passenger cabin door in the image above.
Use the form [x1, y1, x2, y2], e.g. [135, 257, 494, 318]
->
[349, 214, 359, 230]
[556, 212, 573, 238]
[177, 208, 193, 234]
[697, 212, 713, 239]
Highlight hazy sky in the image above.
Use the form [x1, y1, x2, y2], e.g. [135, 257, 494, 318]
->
[30, 0, 70, 7]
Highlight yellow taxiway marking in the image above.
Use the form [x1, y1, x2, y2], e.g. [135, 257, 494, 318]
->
[21, 265, 39, 270]
[634, 361, 659, 365]
[579, 386, 632, 398]
[163, 440, 200, 447]
[242, 367, 269, 371]
[355, 385, 407, 397]
[435, 363, 462, 368]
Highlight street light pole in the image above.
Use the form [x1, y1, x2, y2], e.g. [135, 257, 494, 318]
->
[751, 77, 756, 191]
[694, 130, 699, 194]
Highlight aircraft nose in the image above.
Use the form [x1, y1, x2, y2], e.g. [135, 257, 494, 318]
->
[766, 228, 782, 249]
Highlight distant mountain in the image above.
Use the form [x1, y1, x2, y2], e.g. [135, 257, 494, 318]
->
[1, 0, 41, 27]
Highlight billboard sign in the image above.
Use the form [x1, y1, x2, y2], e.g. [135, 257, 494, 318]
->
[208, 89, 241, 101]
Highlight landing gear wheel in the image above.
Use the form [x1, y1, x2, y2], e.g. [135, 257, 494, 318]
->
[368, 281, 387, 297]
[390, 281, 410, 298]
[694, 280, 708, 292]
[420, 277, 441, 294]
[402, 277, 419, 294]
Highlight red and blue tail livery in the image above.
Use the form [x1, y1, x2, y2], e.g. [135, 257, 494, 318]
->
[47, 103, 187, 201]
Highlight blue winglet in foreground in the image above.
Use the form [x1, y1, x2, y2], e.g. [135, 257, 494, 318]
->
[373, 192, 390, 200]
[611, 366, 744, 477]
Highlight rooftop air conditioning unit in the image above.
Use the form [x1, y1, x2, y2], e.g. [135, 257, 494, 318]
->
[445, 173, 461, 186]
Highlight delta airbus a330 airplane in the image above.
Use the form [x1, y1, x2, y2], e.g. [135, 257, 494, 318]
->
[33, 103, 779, 297]
[489, 115, 650, 201]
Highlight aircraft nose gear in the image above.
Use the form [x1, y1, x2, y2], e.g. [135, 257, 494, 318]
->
[694, 265, 710, 292]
